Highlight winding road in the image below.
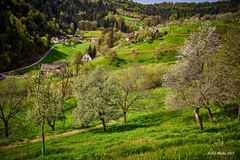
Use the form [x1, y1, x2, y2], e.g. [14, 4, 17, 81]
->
[0, 45, 56, 79]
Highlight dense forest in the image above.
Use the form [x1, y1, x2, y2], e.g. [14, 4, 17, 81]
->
[107, 0, 240, 18]
[0, 0, 108, 72]
[0, 0, 239, 72]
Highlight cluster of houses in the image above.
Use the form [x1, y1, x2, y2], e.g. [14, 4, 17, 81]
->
[51, 35, 99, 44]
[125, 27, 160, 42]
[47, 28, 162, 74]
[40, 55, 92, 75]
[40, 61, 68, 75]
[125, 31, 139, 42]
[51, 36, 65, 44]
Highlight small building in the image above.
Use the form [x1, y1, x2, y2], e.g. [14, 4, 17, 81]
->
[134, 31, 139, 37]
[79, 36, 84, 41]
[52, 36, 65, 44]
[41, 61, 68, 75]
[151, 28, 160, 38]
[86, 37, 99, 43]
[139, 26, 145, 30]
[74, 35, 83, 41]
[126, 32, 139, 42]
[91, 37, 98, 43]
[52, 37, 60, 44]
[126, 33, 134, 42]
[82, 53, 92, 62]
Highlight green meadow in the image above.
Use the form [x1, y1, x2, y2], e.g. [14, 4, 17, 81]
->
[0, 18, 240, 160]
[1, 88, 239, 160]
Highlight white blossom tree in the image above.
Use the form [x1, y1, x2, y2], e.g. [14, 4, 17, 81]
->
[73, 67, 120, 132]
[164, 22, 220, 130]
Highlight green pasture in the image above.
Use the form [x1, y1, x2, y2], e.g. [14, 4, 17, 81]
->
[1, 88, 239, 160]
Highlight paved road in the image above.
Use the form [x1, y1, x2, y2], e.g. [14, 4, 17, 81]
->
[0, 45, 56, 79]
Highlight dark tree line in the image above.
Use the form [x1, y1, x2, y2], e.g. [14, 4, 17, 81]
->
[0, 0, 51, 72]
[0, 0, 108, 72]
[0, 0, 239, 72]
[105, 0, 240, 20]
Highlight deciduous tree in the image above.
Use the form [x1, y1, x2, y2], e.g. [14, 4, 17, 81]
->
[115, 67, 148, 124]
[74, 51, 83, 76]
[212, 29, 240, 121]
[0, 78, 26, 137]
[73, 67, 119, 132]
[29, 74, 61, 156]
[164, 22, 220, 130]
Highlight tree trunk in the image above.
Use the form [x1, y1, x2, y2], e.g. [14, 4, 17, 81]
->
[61, 100, 66, 130]
[194, 107, 203, 131]
[47, 119, 55, 131]
[206, 107, 213, 122]
[76, 64, 79, 76]
[101, 117, 107, 132]
[123, 111, 127, 125]
[4, 121, 9, 138]
[62, 119, 66, 130]
[50, 124, 55, 131]
[42, 120, 46, 157]
[238, 106, 240, 121]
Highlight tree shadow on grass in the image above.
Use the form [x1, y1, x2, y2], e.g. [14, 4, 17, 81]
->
[91, 110, 182, 134]
[90, 124, 148, 134]
[42, 49, 68, 64]
[129, 110, 181, 126]
[16, 49, 68, 74]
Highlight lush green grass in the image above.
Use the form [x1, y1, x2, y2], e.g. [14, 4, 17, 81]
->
[43, 42, 91, 64]
[83, 30, 102, 38]
[1, 19, 240, 159]
[89, 21, 201, 69]
[20, 42, 91, 73]
[211, 19, 240, 33]
[122, 16, 145, 30]
[0, 88, 239, 160]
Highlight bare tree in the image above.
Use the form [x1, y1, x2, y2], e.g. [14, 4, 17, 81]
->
[164, 22, 220, 130]
[115, 67, 151, 124]
[0, 78, 26, 137]
[29, 74, 61, 157]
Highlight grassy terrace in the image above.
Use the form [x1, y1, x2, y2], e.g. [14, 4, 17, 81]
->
[83, 30, 103, 38]
[89, 21, 201, 69]
[122, 16, 145, 30]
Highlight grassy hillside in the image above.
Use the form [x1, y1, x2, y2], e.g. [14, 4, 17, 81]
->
[0, 18, 240, 160]
[0, 88, 239, 159]
[43, 43, 91, 64]
[88, 21, 201, 69]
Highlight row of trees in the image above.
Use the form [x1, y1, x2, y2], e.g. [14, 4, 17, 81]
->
[73, 67, 154, 131]
[0, 66, 157, 157]
[106, 0, 240, 20]
[0, 62, 165, 137]
[164, 22, 240, 130]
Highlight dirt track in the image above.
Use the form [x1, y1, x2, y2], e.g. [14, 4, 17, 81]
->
[0, 126, 97, 151]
